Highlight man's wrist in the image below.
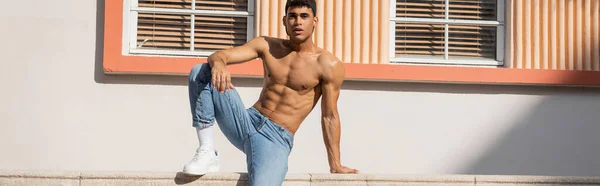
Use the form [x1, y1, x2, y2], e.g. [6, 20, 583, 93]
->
[211, 61, 226, 68]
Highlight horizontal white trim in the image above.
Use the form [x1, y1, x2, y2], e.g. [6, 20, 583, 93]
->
[391, 17, 502, 26]
[131, 7, 252, 17]
[130, 49, 213, 57]
[390, 57, 503, 66]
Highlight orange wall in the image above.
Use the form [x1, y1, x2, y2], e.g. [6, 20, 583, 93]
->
[103, 0, 600, 86]
[510, 0, 600, 71]
[255, 0, 390, 64]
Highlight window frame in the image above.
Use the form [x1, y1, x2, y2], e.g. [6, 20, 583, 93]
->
[121, 0, 256, 57]
[389, 0, 505, 66]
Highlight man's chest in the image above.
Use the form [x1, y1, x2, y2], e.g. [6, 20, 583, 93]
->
[263, 56, 321, 92]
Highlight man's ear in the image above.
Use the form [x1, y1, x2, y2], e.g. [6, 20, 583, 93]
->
[282, 16, 287, 27]
[313, 16, 319, 27]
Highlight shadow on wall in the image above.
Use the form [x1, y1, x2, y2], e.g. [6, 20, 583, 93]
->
[94, 0, 104, 84]
[347, 79, 600, 176]
[457, 81, 600, 176]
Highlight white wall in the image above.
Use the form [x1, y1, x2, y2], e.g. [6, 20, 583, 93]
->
[2, 0, 600, 177]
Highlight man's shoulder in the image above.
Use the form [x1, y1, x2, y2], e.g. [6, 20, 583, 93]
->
[247, 36, 269, 46]
[316, 50, 343, 69]
[251, 36, 286, 45]
[248, 36, 287, 51]
[316, 50, 345, 82]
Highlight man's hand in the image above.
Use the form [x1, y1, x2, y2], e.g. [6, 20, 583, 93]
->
[330, 165, 359, 174]
[206, 36, 268, 93]
[211, 63, 234, 93]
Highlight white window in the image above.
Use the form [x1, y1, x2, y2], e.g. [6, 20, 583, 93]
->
[390, 0, 505, 66]
[122, 0, 255, 57]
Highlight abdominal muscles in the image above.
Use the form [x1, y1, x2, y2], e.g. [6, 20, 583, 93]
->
[254, 84, 319, 134]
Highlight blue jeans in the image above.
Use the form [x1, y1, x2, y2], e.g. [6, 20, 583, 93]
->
[188, 63, 294, 186]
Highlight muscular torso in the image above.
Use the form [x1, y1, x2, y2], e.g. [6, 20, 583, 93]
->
[252, 38, 324, 135]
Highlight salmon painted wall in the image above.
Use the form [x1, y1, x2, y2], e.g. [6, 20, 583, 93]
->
[255, 0, 390, 64]
[510, 0, 600, 70]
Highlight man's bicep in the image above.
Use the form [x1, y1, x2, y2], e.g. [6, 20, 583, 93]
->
[320, 56, 346, 112]
[320, 81, 341, 117]
[320, 71, 344, 117]
[214, 37, 265, 65]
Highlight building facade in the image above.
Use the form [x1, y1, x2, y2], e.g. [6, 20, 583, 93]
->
[1, 0, 600, 176]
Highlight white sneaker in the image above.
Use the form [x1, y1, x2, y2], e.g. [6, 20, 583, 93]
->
[182, 148, 220, 175]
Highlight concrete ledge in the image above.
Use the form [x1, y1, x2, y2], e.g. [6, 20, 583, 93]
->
[0, 171, 81, 186]
[0, 171, 81, 179]
[368, 174, 476, 186]
[2, 171, 600, 185]
[475, 175, 600, 185]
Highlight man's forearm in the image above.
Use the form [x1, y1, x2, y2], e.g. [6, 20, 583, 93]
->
[207, 51, 227, 68]
[322, 115, 342, 170]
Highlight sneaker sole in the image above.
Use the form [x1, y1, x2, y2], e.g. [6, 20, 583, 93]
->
[182, 165, 220, 175]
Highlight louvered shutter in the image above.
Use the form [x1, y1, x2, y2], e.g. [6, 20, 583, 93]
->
[135, 0, 249, 53]
[449, 0, 496, 20]
[395, 23, 445, 57]
[395, 0, 498, 60]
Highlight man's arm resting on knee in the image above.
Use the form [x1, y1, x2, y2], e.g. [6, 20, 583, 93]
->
[207, 36, 266, 92]
[207, 36, 266, 68]
[319, 55, 359, 174]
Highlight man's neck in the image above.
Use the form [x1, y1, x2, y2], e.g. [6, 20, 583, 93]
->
[287, 39, 316, 53]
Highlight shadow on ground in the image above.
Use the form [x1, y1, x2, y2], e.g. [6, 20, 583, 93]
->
[174, 172, 247, 185]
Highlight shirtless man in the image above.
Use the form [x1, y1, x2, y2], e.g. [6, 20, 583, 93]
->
[182, 0, 358, 185]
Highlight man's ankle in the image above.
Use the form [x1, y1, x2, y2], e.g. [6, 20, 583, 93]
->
[199, 145, 214, 151]
[196, 126, 215, 151]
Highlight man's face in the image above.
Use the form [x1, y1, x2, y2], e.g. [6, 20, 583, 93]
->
[283, 6, 317, 42]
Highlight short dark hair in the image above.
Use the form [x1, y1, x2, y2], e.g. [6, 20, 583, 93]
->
[285, 0, 317, 16]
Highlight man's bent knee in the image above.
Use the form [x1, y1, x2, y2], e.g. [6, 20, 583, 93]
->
[189, 63, 211, 83]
